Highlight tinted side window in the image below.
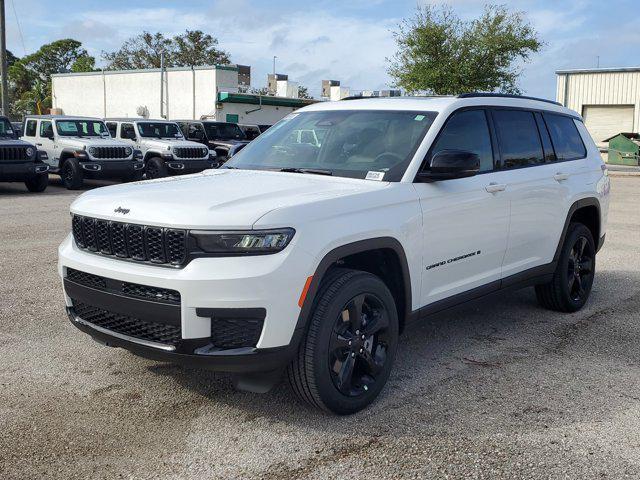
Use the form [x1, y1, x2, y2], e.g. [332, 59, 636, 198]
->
[25, 120, 37, 137]
[430, 110, 494, 172]
[493, 110, 544, 169]
[121, 123, 135, 139]
[40, 121, 52, 137]
[544, 114, 587, 161]
[106, 122, 117, 137]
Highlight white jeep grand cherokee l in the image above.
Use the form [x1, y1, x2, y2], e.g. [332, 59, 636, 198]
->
[58, 94, 610, 414]
[105, 119, 217, 179]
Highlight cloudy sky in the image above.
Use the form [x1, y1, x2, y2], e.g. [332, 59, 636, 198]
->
[5, 0, 640, 99]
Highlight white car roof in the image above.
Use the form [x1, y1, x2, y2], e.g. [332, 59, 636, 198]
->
[300, 95, 579, 118]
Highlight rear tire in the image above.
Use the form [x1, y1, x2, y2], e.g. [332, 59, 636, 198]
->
[145, 157, 167, 179]
[288, 268, 399, 414]
[24, 173, 48, 192]
[535, 222, 596, 312]
[60, 158, 83, 190]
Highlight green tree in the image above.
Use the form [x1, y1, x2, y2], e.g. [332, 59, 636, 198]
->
[8, 39, 94, 117]
[102, 30, 230, 70]
[297, 85, 312, 99]
[172, 30, 230, 66]
[388, 4, 542, 95]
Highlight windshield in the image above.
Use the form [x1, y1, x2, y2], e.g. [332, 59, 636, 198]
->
[225, 110, 437, 181]
[137, 122, 183, 139]
[0, 118, 15, 138]
[203, 122, 245, 141]
[56, 119, 109, 137]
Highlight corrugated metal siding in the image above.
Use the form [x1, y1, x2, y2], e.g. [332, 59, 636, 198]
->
[556, 70, 640, 138]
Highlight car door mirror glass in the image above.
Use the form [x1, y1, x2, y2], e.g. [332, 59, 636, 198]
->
[417, 149, 480, 182]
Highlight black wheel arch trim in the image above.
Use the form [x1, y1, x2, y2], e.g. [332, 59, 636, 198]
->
[553, 197, 602, 261]
[293, 237, 412, 340]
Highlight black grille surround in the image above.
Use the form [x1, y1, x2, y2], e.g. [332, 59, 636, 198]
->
[173, 146, 208, 159]
[66, 267, 181, 304]
[90, 146, 130, 159]
[0, 146, 31, 161]
[72, 215, 187, 267]
[72, 301, 182, 346]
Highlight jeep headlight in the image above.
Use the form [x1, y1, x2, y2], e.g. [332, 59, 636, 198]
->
[125, 147, 133, 156]
[191, 228, 295, 255]
[25, 147, 35, 158]
[88, 146, 96, 155]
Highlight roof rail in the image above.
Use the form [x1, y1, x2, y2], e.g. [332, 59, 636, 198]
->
[457, 92, 562, 107]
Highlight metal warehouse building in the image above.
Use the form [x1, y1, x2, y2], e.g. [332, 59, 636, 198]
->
[556, 67, 640, 144]
[51, 65, 315, 125]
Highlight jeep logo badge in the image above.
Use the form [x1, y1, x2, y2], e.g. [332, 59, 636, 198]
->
[114, 206, 130, 215]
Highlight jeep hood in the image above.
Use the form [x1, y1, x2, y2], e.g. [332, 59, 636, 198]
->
[59, 137, 130, 149]
[70, 169, 388, 229]
[142, 138, 204, 148]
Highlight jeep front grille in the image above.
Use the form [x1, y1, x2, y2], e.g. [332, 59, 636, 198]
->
[173, 146, 208, 159]
[72, 215, 187, 266]
[72, 300, 182, 346]
[0, 146, 30, 161]
[92, 146, 129, 159]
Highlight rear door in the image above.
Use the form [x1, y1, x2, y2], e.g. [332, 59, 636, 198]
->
[414, 109, 510, 306]
[489, 108, 567, 278]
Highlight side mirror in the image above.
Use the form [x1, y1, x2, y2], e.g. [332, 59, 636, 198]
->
[43, 129, 54, 139]
[416, 149, 480, 182]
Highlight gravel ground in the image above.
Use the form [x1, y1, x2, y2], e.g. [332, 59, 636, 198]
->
[1, 175, 639, 479]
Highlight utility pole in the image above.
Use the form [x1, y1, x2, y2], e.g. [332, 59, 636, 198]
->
[160, 51, 164, 118]
[273, 56, 277, 76]
[0, 0, 8, 116]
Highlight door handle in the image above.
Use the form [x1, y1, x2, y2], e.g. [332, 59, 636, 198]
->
[35, 143, 42, 146]
[554, 172, 570, 182]
[485, 182, 507, 193]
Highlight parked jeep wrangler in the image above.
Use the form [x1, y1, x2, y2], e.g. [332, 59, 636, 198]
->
[0, 115, 49, 192]
[175, 120, 250, 163]
[60, 94, 610, 414]
[23, 115, 144, 189]
[105, 119, 217, 179]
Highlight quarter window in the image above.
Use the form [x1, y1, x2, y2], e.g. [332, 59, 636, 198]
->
[493, 110, 544, 169]
[544, 114, 587, 161]
[430, 110, 494, 172]
[25, 120, 37, 137]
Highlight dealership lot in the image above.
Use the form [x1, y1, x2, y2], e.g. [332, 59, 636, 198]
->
[1, 176, 639, 479]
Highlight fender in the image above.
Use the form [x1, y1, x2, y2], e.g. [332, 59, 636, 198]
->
[291, 237, 412, 342]
[143, 150, 166, 162]
[553, 197, 602, 261]
[58, 148, 84, 169]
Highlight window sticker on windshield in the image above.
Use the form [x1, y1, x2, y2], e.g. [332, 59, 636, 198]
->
[414, 114, 426, 121]
[365, 171, 385, 181]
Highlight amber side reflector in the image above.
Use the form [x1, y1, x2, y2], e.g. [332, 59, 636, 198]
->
[298, 276, 314, 308]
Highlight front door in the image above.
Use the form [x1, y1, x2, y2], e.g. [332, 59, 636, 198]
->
[414, 109, 510, 306]
[37, 120, 57, 167]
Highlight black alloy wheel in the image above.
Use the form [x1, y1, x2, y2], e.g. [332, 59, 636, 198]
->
[567, 235, 594, 303]
[329, 293, 391, 397]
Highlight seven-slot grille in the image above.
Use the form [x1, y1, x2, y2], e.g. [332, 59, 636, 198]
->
[72, 301, 182, 346]
[173, 146, 208, 159]
[91, 146, 129, 159]
[72, 215, 187, 266]
[0, 146, 30, 161]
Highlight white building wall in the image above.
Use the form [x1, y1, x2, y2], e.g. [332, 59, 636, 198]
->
[207, 103, 297, 125]
[556, 70, 640, 133]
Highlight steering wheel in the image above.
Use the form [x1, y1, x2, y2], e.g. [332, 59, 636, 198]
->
[374, 152, 404, 166]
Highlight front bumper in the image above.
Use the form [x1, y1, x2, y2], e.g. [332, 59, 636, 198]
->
[0, 161, 49, 181]
[80, 160, 144, 177]
[58, 233, 314, 372]
[165, 158, 218, 173]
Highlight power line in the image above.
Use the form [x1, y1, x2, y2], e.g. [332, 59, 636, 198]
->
[9, 0, 25, 55]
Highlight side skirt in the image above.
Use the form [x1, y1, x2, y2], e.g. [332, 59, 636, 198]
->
[407, 262, 556, 324]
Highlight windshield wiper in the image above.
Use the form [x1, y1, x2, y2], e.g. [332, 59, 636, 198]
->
[278, 167, 333, 176]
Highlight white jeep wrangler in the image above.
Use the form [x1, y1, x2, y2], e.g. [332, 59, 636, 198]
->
[23, 115, 143, 189]
[59, 94, 610, 414]
[105, 119, 217, 179]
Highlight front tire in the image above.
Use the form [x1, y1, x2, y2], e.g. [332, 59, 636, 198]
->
[288, 268, 399, 414]
[25, 173, 49, 192]
[535, 222, 596, 312]
[145, 157, 168, 179]
[60, 158, 83, 190]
